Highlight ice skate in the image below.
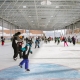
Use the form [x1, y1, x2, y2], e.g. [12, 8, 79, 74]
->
[19, 65, 22, 68]
[26, 69, 30, 71]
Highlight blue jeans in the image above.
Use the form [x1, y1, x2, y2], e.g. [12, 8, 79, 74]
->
[19, 59, 29, 69]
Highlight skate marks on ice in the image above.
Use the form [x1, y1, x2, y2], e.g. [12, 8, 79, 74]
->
[0, 63, 80, 79]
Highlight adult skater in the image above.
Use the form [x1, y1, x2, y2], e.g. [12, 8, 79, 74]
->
[72, 36, 76, 45]
[12, 32, 21, 61]
[57, 37, 60, 45]
[54, 37, 57, 43]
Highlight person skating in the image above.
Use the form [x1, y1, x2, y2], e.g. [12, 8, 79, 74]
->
[57, 37, 60, 45]
[48, 37, 50, 43]
[72, 36, 76, 45]
[35, 37, 40, 48]
[12, 32, 21, 61]
[63, 37, 68, 47]
[68, 36, 72, 43]
[19, 39, 32, 71]
[1, 36, 5, 46]
[54, 37, 57, 43]
[44, 36, 47, 43]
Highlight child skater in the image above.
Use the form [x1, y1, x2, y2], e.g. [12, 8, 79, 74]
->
[1, 36, 5, 46]
[35, 37, 40, 48]
[19, 39, 32, 71]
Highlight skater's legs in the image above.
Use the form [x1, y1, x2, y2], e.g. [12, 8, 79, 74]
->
[25, 59, 29, 69]
[13, 48, 16, 58]
[19, 59, 25, 66]
[19, 52, 22, 58]
[65, 42, 68, 46]
[14, 48, 18, 58]
[2, 41, 4, 45]
[38, 44, 40, 48]
[13, 48, 18, 59]
[64, 42, 65, 46]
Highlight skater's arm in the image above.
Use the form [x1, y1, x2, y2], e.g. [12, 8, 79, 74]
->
[15, 40, 18, 43]
[25, 46, 29, 54]
[30, 49, 32, 54]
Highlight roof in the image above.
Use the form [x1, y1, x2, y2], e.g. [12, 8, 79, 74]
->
[0, 0, 80, 30]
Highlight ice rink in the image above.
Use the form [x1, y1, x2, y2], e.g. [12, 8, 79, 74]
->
[0, 41, 80, 80]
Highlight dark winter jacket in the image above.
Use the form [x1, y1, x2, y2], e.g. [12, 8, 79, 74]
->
[12, 37, 17, 48]
[21, 43, 32, 59]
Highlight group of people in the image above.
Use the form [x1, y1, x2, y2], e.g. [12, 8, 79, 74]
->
[68, 36, 76, 45]
[44, 36, 53, 43]
[54, 36, 76, 46]
[11, 32, 33, 71]
[0, 32, 77, 71]
[11, 32, 42, 71]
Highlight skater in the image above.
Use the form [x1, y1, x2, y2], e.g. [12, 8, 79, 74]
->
[44, 36, 47, 43]
[25, 37, 28, 43]
[1, 36, 5, 46]
[19, 39, 32, 71]
[12, 32, 21, 61]
[12, 35, 18, 60]
[72, 36, 76, 45]
[54, 37, 57, 43]
[63, 37, 68, 47]
[57, 37, 60, 45]
[35, 37, 40, 48]
[68, 36, 72, 43]
[48, 37, 50, 43]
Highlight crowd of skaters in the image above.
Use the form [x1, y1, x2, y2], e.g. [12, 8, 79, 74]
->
[54, 36, 76, 46]
[11, 34, 53, 60]
[43, 36, 53, 43]
[0, 32, 78, 71]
